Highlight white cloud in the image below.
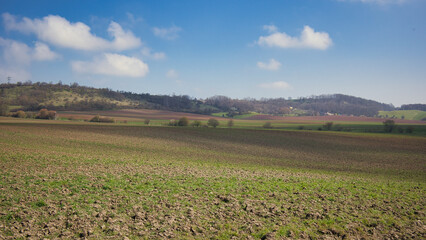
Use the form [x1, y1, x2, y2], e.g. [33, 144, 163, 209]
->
[153, 25, 182, 40]
[257, 59, 281, 71]
[126, 12, 143, 24]
[257, 25, 332, 50]
[263, 24, 278, 33]
[259, 81, 291, 90]
[0, 37, 59, 83]
[71, 53, 149, 77]
[107, 21, 141, 50]
[3, 13, 141, 51]
[166, 69, 178, 78]
[0, 37, 32, 65]
[0, 37, 59, 64]
[33, 42, 60, 61]
[141, 47, 166, 60]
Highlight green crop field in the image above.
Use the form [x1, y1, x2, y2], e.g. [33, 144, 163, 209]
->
[0, 117, 425, 239]
[379, 110, 426, 121]
[56, 109, 426, 137]
[211, 112, 261, 119]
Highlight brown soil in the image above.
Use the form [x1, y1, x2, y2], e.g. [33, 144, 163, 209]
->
[59, 109, 223, 121]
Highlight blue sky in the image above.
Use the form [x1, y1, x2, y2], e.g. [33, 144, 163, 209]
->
[0, 0, 425, 106]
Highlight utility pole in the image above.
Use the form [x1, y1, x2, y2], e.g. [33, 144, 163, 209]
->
[7, 76, 11, 84]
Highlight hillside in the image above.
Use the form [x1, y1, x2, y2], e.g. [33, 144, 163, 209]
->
[0, 82, 216, 114]
[379, 110, 426, 121]
[250, 94, 395, 117]
[0, 82, 400, 117]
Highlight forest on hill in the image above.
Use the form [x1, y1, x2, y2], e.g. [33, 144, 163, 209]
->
[0, 81, 421, 117]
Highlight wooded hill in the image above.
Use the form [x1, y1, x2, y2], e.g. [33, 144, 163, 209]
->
[0, 81, 415, 117]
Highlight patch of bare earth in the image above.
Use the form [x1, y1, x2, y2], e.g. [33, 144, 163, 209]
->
[59, 109, 224, 121]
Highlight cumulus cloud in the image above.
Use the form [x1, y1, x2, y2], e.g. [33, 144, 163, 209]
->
[166, 69, 178, 78]
[3, 13, 141, 51]
[141, 47, 166, 60]
[0, 37, 32, 65]
[107, 22, 141, 50]
[153, 25, 182, 40]
[257, 59, 281, 71]
[257, 25, 332, 50]
[0, 37, 59, 64]
[259, 81, 291, 90]
[33, 42, 60, 61]
[0, 37, 59, 83]
[71, 53, 149, 77]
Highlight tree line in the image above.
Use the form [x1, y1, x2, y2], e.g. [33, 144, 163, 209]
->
[0, 82, 405, 117]
[399, 104, 426, 111]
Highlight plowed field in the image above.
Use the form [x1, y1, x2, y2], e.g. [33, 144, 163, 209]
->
[58, 109, 224, 121]
[0, 118, 425, 239]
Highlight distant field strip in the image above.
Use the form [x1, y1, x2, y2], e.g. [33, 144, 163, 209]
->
[379, 110, 426, 121]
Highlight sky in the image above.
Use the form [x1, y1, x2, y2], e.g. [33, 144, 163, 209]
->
[0, 0, 425, 107]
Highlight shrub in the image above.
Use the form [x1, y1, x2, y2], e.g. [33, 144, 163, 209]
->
[48, 110, 57, 120]
[0, 102, 8, 116]
[36, 108, 57, 120]
[383, 120, 396, 133]
[168, 119, 178, 126]
[323, 122, 333, 130]
[406, 126, 414, 133]
[191, 120, 202, 127]
[26, 112, 36, 118]
[90, 115, 100, 122]
[298, 126, 305, 130]
[90, 115, 115, 123]
[12, 110, 26, 118]
[100, 117, 114, 123]
[207, 118, 219, 128]
[37, 109, 49, 119]
[227, 119, 234, 128]
[178, 117, 189, 126]
[263, 122, 272, 129]
[144, 119, 150, 125]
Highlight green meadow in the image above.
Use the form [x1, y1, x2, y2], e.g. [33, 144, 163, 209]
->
[379, 110, 426, 121]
